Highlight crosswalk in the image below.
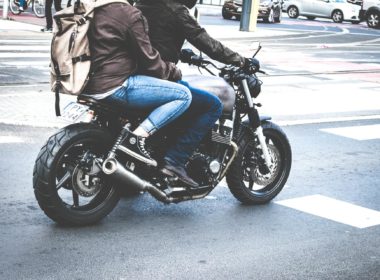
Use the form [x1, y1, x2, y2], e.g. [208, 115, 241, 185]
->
[0, 38, 51, 83]
[1, 35, 379, 231]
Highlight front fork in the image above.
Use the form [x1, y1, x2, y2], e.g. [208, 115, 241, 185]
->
[241, 79, 272, 170]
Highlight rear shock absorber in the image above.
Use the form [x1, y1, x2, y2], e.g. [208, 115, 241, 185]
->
[107, 123, 131, 159]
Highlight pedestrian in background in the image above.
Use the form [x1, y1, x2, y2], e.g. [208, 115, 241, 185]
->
[18, 0, 26, 12]
[41, 0, 62, 32]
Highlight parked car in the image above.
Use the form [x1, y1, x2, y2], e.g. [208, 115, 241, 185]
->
[359, 0, 380, 28]
[347, 0, 363, 5]
[283, 0, 361, 23]
[222, 0, 283, 23]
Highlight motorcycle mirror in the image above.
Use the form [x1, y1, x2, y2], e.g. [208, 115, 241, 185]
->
[251, 42, 262, 58]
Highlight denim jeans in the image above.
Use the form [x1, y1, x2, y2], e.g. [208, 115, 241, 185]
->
[164, 80, 223, 166]
[105, 75, 192, 134]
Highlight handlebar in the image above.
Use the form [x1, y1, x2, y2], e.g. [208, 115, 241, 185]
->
[180, 48, 266, 80]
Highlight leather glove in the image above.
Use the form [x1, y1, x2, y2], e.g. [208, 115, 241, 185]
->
[170, 65, 182, 81]
[244, 58, 260, 72]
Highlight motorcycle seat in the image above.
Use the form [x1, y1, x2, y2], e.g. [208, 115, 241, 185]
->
[78, 94, 150, 118]
[78, 94, 123, 112]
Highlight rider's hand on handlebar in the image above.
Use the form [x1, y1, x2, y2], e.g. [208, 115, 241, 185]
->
[244, 58, 260, 72]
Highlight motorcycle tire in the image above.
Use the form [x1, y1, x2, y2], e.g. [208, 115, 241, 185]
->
[227, 121, 291, 204]
[33, 123, 120, 226]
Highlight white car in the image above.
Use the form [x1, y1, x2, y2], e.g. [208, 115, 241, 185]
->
[283, 0, 361, 23]
[360, 0, 380, 28]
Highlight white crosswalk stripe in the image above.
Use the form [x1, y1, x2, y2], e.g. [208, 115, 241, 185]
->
[320, 124, 380, 140]
[0, 39, 50, 67]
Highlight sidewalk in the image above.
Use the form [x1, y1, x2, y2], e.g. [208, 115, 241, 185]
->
[0, 4, 296, 38]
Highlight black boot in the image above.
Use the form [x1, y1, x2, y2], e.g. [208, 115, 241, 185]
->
[161, 158, 199, 188]
[117, 128, 157, 166]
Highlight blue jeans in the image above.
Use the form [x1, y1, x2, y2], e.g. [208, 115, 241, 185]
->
[105, 75, 192, 134]
[165, 80, 223, 166]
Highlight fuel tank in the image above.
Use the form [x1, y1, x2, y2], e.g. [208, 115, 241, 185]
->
[183, 75, 236, 115]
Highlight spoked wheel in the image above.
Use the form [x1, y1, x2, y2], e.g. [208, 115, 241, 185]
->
[332, 10, 344, 23]
[33, 123, 120, 226]
[227, 121, 292, 204]
[367, 11, 380, 29]
[32, 0, 45, 18]
[9, 0, 22, 15]
[287, 6, 299, 19]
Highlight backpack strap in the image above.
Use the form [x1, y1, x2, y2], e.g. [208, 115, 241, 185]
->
[75, 0, 130, 26]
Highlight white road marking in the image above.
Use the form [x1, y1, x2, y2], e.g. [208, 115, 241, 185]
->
[1, 61, 49, 66]
[0, 46, 50, 51]
[278, 115, 380, 126]
[0, 53, 50, 58]
[205, 195, 217, 200]
[0, 136, 25, 144]
[276, 195, 380, 229]
[320, 124, 380, 140]
[0, 40, 49, 44]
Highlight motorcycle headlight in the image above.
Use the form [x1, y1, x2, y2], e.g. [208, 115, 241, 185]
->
[247, 76, 262, 98]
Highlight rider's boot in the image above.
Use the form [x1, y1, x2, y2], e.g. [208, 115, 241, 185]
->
[118, 128, 157, 166]
[161, 158, 199, 188]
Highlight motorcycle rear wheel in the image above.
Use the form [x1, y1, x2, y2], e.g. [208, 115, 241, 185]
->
[227, 121, 291, 204]
[33, 123, 120, 226]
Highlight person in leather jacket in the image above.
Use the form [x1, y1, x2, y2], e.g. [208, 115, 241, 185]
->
[135, 0, 247, 187]
[84, 2, 192, 167]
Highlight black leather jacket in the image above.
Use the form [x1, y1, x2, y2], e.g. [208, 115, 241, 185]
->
[135, 0, 245, 67]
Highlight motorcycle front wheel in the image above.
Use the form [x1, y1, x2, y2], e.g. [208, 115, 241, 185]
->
[33, 123, 120, 226]
[227, 121, 292, 204]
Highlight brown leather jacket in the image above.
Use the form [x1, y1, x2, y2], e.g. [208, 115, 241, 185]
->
[135, 0, 245, 66]
[85, 3, 181, 95]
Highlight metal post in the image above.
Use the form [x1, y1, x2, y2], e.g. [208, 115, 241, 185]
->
[240, 0, 259, 32]
[3, 0, 9, 19]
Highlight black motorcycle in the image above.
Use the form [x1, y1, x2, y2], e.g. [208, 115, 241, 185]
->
[33, 46, 292, 225]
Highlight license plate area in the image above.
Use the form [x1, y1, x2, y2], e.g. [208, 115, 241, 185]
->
[61, 102, 90, 123]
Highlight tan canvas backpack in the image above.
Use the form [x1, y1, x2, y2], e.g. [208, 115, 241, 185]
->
[50, 0, 129, 115]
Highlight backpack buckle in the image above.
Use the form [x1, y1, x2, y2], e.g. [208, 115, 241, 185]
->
[77, 17, 87, 25]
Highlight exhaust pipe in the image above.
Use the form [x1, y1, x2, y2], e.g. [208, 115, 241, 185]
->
[102, 158, 173, 203]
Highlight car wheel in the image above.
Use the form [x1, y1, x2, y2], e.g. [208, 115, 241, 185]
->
[264, 8, 275, 23]
[366, 11, 380, 29]
[332, 10, 344, 23]
[222, 8, 233, 20]
[274, 10, 282, 23]
[306, 16, 316, 20]
[287, 6, 299, 19]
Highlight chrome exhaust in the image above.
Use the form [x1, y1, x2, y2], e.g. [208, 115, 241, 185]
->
[102, 158, 173, 203]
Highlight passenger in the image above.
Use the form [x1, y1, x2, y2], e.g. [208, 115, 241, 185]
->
[135, 0, 247, 187]
[84, 1, 192, 167]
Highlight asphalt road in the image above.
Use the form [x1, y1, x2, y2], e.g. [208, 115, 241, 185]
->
[0, 119, 379, 279]
[0, 14, 379, 280]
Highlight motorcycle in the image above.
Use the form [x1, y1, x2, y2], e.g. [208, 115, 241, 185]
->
[33, 46, 292, 225]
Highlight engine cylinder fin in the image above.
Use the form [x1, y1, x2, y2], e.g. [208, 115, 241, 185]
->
[211, 131, 231, 145]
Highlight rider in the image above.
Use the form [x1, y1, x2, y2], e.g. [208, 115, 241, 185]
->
[84, 1, 192, 167]
[135, 0, 247, 186]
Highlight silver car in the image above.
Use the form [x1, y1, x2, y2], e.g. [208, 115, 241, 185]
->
[283, 0, 361, 23]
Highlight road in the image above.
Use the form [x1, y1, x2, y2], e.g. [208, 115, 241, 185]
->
[0, 14, 379, 279]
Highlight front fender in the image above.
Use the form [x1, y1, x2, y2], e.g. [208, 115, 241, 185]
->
[236, 115, 272, 143]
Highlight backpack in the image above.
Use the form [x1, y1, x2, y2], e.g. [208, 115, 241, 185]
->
[50, 0, 130, 116]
